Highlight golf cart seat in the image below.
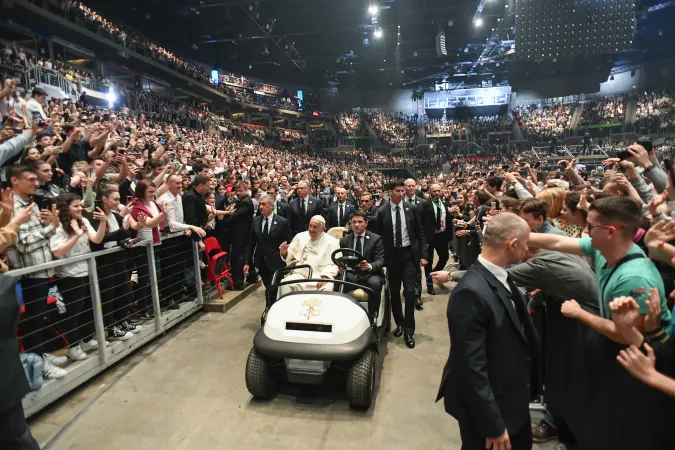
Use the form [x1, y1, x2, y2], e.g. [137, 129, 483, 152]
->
[327, 227, 345, 239]
[351, 288, 370, 312]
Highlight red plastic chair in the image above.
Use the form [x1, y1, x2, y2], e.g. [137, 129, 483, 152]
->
[204, 237, 234, 299]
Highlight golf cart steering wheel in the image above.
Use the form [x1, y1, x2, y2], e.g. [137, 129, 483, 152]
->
[331, 248, 366, 271]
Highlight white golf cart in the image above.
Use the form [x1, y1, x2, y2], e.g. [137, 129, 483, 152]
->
[245, 248, 390, 408]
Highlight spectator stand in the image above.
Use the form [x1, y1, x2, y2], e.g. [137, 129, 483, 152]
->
[15, 233, 204, 418]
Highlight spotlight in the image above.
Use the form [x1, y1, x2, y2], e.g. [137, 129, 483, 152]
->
[369, 5, 377, 15]
[374, 29, 383, 38]
[475, 18, 483, 27]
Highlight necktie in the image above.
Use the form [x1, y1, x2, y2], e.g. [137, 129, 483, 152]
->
[300, 199, 306, 216]
[356, 235, 363, 256]
[395, 206, 402, 248]
[435, 200, 441, 229]
[339, 204, 344, 226]
[263, 217, 269, 237]
[408, 198, 414, 204]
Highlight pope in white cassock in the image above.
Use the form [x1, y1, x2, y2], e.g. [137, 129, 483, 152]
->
[278, 215, 340, 297]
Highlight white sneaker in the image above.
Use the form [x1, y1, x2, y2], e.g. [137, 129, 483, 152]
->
[81, 339, 109, 351]
[108, 326, 133, 341]
[43, 360, 67, 379]
[67, 344, 88, 361]
[43, 352, 68, 367]
[121, 321, 142, 334]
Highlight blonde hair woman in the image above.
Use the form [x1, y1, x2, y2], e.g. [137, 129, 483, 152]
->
[535, 187, 580, 237]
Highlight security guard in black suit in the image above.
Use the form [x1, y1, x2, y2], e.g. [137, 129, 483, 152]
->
[403, 178, 426, 310]
[287, 181, 323, 236]
[244, 193, 292, 296]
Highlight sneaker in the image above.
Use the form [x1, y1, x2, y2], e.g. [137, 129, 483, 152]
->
[43, 352, 68, 367]
[108, 326, 133, 341]
[130, 271, 138, 286]
[532, 419, 558, 443]
[127, 316, 143, 326]
[81, 339, 109, 352]
[43, 360, 68, 379]
[121, 321, 142, 334]
[67, 345, 88, 361]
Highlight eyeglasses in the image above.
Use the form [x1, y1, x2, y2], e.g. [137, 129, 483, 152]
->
[587, 223, 624, 232]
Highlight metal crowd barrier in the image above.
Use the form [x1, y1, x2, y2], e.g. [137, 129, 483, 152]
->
[10, 233, 204, 418]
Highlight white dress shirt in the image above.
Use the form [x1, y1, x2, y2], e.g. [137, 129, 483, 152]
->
[389, 201, 410, 247]
[261, 214, 273, 233]
[158, 191, 190, 232]
[478, 255, 510, 292]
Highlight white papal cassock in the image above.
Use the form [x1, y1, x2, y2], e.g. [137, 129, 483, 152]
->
[277, 231, 340, 297]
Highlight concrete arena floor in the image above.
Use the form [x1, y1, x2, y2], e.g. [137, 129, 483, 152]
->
[30, 284, 558, 450]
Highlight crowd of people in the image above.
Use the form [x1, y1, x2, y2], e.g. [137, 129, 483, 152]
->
[513, 102, 574, 141]
[580, 94, 628, 126]
[634, 90, 675, 134]
[366, 112, 418, 148]
[334, 111, 362, 136]
[425, 118, 467, 139]
[468, 114, 513, 138]
[5, 66, 675, 450]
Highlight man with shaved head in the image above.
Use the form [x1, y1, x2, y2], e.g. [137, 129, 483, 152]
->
[325, 186, 356, 229]
[287, 180, 323, 237]
[420, 183, 451, 295]
[436, 213, 538, 450]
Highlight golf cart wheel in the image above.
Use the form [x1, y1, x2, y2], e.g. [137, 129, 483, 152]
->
[245, 348, 277, 399]
[346, 348, 376, 408]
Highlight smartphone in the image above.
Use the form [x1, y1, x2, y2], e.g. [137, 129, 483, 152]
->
[37, 196, 52, 211]
[31, 111, 44, 126]
[90, 169, 96, 178]
[534, 161, 541, 169]
[450, 191, 458, 199]
[63, 112, 70, 122]
[159, 138, 167, 145]
[663, 159, 675, 183]
[103, 113, 111, 122]
[118, 149, 126, 155]
[617, 149, 632, 160]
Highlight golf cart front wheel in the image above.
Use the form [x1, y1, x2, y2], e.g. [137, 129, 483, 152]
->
[245, 348, 277, 399]
[346, 348, 376, 408]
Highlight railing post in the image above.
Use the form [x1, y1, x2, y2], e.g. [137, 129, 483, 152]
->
[192, 239, 204, 306]
[87, 257, 108, 364]
[146, 242, 163, 332]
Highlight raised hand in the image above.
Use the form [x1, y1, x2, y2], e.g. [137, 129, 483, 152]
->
[71, 219, 84, 236]
[279, 241, 289, 257]
[0, 188, 14, 214]
[617, 344, 657, 385]
[93, 207, 105, 222]
[561, 299, 582, 319]
[11, 203, 35, 226]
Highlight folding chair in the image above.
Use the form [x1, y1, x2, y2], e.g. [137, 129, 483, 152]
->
[204, 237, 234, 299]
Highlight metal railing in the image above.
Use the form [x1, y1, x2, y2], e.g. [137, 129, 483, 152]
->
[12, 233, 204, 418]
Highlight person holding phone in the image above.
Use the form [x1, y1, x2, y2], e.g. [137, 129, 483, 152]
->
[21, 88, 48, 126]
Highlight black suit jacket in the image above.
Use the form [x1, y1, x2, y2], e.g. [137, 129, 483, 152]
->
[223, 195, 254, 243]
[246, 214, 292, 270]
[0, 274, 29, 413]
[421, 198, 452, 254]
[339, 231, 385, 275]
[182, 190, 208, 240]
[436, 261, 539, 439]
[288, 196, 323, 236]
[325, 202, 356, 229]
[370, 202, 427, 264]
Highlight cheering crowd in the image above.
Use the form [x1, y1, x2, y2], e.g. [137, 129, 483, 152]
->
[513, 102, 574, 141]
[580, 94, 628, 126]
[366, 112, 418, 148]
[468, 114, 513, 139]
[634, 90, 675, 134]
[425, 118, 467, 139]
[4, 72, 675, 450]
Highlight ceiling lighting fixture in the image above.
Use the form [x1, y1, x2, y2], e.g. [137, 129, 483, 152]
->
[475, 18, 483, 27]
[369, 5, 378, 15]
[374, 29, 383, 38]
